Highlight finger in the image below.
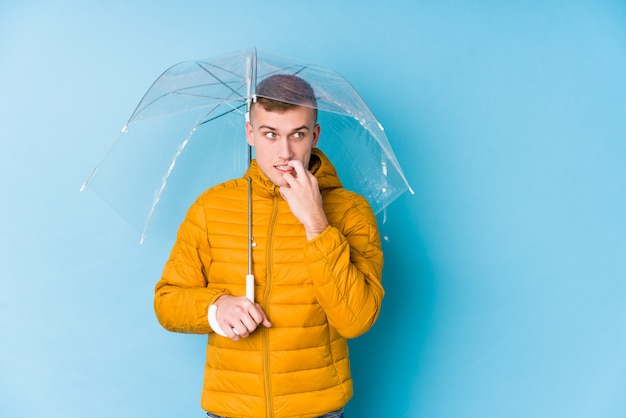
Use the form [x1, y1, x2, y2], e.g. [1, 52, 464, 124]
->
[281, 171, 296, 188]
[224, 324, 240, 341]
[287, 160, 307, 179]
[233, 322, 250, 338]
[240, 314, 260, 334]
[279, 184, 294, 202]
[253, 303, 272, 328]
[262, 316, 272, 328]
[246, 306, 264, 325]
[251, 304, 272, 327]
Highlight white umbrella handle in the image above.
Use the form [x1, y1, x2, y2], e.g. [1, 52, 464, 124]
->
[208, 274, 255, 337]
[208, 305, 228, 336]
[246, 274, 255, 303]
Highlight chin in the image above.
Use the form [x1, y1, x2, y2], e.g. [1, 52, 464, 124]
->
[269, 177, 285, 187]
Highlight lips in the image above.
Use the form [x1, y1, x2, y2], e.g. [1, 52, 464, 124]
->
[275, 165, 292, 173]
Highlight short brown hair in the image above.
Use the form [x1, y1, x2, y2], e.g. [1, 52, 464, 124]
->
[253, 74, 318, 120]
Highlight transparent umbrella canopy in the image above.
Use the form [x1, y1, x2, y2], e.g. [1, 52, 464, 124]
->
[81, 48, 413, 244]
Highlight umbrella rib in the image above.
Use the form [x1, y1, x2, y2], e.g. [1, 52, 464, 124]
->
[129, 84, 244, 123]
[133, 62, 312, 121]
[196, 60, 247, 83]
[131, 58, 250, 121]
[195, 61, 245, 98]
[198, 102, 247, 125]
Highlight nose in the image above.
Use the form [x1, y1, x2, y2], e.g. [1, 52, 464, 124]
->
[277, 138, 294, 160]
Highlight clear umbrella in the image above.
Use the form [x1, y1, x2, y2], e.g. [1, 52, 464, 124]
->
[81, 48, 413, 247]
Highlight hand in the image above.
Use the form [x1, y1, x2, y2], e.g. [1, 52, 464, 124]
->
[279, 160, 329, 240]
[213, 295, 271, 341]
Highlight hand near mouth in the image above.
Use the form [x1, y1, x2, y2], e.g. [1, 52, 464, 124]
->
[279, 160, 329, 240]
[275, 164, 297, 177]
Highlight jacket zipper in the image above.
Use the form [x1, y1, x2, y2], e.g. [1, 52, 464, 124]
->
[263, 192, 280, 417]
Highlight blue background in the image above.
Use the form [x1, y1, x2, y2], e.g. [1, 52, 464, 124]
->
[2, 1, 625, 417]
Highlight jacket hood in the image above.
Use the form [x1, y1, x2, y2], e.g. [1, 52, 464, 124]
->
[245, 148, 343, 197]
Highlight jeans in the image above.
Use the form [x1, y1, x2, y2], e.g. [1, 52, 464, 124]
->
[206, 407, 344, 418]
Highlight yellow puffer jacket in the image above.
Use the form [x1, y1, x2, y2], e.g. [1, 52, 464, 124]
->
[155, 148, 384, 418]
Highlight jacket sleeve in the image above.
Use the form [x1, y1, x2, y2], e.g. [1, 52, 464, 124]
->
[305, 197, 384, 339]
[154, 198, 230, 334]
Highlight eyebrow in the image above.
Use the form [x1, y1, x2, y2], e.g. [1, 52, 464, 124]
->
[258, 124, 310, 132]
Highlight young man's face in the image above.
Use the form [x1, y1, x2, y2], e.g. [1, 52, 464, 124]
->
[246, 104, 320, 187]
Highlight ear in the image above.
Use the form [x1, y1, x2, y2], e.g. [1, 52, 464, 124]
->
[245, 121, 254, 146]
[312, 123, 321, 147]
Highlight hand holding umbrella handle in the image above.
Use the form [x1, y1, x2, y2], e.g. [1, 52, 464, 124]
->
[208, 305, 231, 337]
[208, 275, 255, 337]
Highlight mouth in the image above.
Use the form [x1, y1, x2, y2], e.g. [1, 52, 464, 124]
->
[275, 165, 293, 173]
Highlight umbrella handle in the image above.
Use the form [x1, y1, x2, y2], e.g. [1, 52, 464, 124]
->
[208, 304, 229, 337]
[246, 274, 255, 303]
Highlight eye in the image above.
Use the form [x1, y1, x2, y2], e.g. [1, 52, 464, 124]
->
[264, 131, 277, 139]
[293, 132, 305, 139]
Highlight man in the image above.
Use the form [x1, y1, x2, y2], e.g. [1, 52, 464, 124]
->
[154, 74, 384, 418]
